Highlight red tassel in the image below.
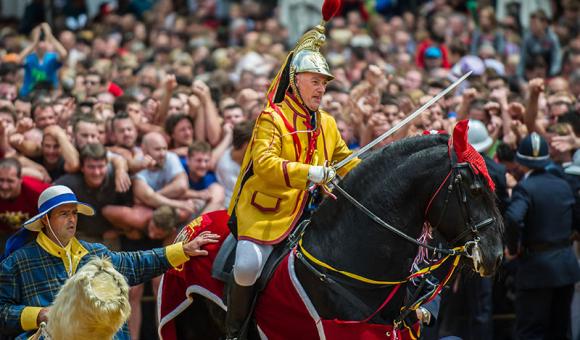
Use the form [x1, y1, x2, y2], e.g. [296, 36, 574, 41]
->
[451, 120, 496, 191]
[322, 0, 342, 22]
[452, 120, 469, 158]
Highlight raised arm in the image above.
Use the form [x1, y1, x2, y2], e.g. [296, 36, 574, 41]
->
[193, 81, 222, 146]
[209, 123, 234, 170]
[456, 88, 477, 121]
[154, 74, 176, 126]
[109, 155, 131, 193]
[41, 23, 67, 60]
[16, 26, 40, 64]
[524, 78, 545, 135]
[44, 125, 79, 173]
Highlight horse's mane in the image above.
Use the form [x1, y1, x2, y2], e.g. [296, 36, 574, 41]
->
[345, 134, 450, 188]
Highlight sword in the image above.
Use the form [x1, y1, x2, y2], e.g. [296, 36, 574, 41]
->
[333, 71, 473, 171]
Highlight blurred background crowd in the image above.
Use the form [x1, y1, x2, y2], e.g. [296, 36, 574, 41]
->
[0, 0, 579, 339]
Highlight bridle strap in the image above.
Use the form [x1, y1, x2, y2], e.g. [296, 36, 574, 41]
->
[331, 180, 462, 256]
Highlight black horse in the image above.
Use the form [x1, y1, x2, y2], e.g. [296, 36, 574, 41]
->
[165, 132, 504, 339]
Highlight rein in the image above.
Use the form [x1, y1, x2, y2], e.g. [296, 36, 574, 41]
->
[295, 146, 497, 334]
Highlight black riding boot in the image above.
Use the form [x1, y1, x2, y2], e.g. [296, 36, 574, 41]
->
[225, 282, 254, 340]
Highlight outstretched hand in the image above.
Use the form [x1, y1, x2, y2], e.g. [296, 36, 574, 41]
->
[182, 231, 220, 257]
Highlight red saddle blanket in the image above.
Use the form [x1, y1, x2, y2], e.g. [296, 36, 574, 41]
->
[158, 210, 420, 340]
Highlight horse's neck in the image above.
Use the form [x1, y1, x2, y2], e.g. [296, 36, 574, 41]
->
[303, 160, 441, 281]
[298, 143, 449, 322]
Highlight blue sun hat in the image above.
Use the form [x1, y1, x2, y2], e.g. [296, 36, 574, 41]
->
[23, 185, 95, 231]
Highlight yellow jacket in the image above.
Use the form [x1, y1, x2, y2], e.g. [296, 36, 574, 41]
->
[228, 94, 360, 244]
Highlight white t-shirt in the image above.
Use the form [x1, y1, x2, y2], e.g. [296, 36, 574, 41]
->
[135, 151, 185, 191]
[216, 148, 241, 209]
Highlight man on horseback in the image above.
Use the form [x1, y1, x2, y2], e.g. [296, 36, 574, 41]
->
[225, 6, 360, 338]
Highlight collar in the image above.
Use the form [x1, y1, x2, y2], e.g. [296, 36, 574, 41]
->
[37, 231, 89, 275]
[523, 169, 535, 180]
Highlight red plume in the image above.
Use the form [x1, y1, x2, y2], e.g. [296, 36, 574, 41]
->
[452, 120, 469, 157]
[322, 0, 342, 22]
[452, 120, 496, 191]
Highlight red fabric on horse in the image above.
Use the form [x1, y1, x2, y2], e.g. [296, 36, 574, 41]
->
[158, 210, 230, 340]
[452, 120, 495, 191]
[158, 210, 421, 340]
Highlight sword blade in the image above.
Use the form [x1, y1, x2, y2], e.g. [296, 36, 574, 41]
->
[334, 70, 473, 170]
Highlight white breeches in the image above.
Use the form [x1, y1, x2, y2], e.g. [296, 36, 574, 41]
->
[232, 240, 273, 287]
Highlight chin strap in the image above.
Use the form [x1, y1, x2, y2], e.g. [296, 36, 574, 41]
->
[46, 219, 73, 277]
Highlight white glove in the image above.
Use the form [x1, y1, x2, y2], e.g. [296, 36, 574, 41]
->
[308, 165, 336, 184]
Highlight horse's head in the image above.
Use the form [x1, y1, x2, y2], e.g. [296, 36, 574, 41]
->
[425, 121, 503, 277]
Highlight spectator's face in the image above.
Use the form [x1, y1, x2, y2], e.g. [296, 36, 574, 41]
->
[530, 17, 547, 36]
[0, 166, 21, 200]
[35, 107, 57, 130]
[295, 73, 329, 111]
[0, 112, 15, 130]
[547, 97, 572, 118]
[81, 158, 108, 188]
[253, 75, 270, 96]
[41, 134, 61, 165]
[113, 118, 137, 148]
[187, 151, 210, 178]
[223, 107, 246, 125]
[144, 136, 168, 167]
[126, 102, 143, 123]
[74, 122, 100, 149]
[480, 11, 493, 30]
[336, 120, 353, 143]
[404, 71, 422, 91]
[139, 67, 158, 87]
[488, 78, 506, 91]
[172, 118, 194, 147]
[383, 104, 400, 122]
[36, 40, 51, 55]
[14, 100, 31, 119]
[168, 98, 184, 116]
[424, 57, 442, 70]
[0, 83, 17, 101]
[84, 75, 101, 96]
[469, 108, 489, 124]
[97, 123, 106, 145]
[44, 204, 77, 244]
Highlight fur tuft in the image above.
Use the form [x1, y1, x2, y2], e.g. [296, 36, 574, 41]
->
[46, 257, 130, 340]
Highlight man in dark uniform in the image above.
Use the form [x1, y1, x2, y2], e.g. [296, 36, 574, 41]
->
[506, 133, 580, 340]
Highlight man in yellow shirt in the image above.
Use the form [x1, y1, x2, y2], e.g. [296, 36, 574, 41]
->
[225, 18, 360, 339]
[0, 185, 219, 339]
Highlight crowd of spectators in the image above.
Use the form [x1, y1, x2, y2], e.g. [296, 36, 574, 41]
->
[0, 0, 579, 339]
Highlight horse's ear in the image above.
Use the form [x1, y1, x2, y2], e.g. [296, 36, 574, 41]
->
[452, 120, 469, 160]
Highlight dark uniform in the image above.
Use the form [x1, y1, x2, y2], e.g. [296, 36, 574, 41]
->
[506, 134, 580, 339]
[483, 154, 509, 215]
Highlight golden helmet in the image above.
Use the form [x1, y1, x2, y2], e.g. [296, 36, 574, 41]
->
[290, 47, 334, 81]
